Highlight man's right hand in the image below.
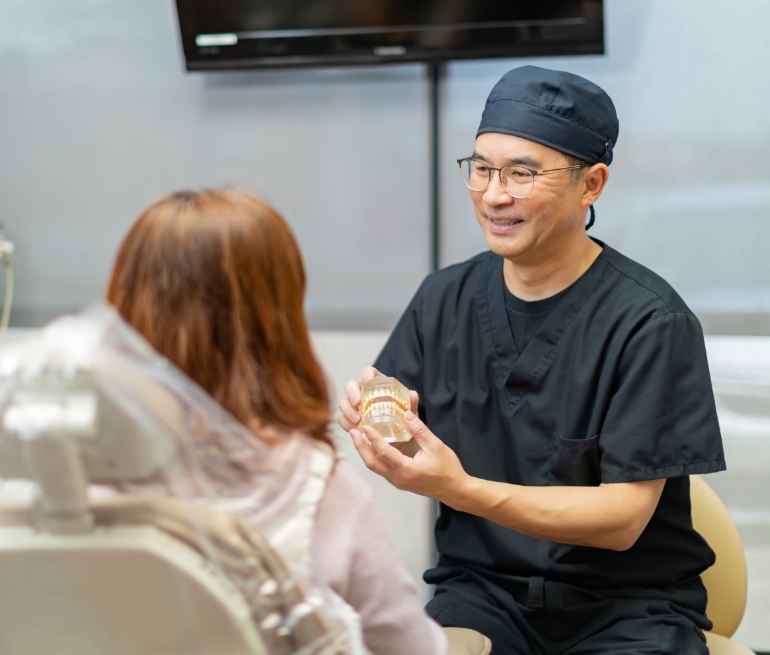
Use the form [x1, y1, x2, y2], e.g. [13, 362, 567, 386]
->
[337, 366, 420, 434]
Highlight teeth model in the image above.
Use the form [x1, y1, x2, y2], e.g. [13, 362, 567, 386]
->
[359, 376, 412, 445]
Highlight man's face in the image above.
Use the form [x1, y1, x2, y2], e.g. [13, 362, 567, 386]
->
[469, 132, 586, 262]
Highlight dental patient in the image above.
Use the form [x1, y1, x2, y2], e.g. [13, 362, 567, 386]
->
[105, 189, 447, 655]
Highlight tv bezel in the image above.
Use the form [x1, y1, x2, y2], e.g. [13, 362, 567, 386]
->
[174, 0, 604, 72]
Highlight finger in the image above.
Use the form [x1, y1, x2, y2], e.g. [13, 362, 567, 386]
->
[362, 426, 411, 471]
[351, 429, 397, 478]
[344, 379, 363, 407]
[338, 413, 356, 432]
[338, 398, 361, 425]
[360, 366, 382, 383]
[404, 410, 442, 449]
[350, 428, 373, 458]
[409, 390, 420, 414]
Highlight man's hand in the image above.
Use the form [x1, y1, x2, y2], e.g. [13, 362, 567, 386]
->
[351, 410, 470, 504]
[338, 367, 469, 503]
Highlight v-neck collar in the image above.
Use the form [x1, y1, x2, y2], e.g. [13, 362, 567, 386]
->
[480, 240, 611, 413]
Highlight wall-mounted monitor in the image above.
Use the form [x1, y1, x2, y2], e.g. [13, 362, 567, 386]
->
[175, 1, 604, 71]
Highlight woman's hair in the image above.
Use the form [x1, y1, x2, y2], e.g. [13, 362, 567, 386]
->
[106, 189, 331, 443]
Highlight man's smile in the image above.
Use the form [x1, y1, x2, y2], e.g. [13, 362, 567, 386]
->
[488, 215, 525, 233]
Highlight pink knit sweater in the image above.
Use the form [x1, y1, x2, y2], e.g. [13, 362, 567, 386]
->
[311, 456, 447, 655]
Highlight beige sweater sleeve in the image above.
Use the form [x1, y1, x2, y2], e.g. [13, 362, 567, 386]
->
[311, 458, 447, 655]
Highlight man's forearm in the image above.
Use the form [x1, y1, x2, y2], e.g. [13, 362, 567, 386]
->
[447, 476, 666, 551]
[347, 408, 666, 551]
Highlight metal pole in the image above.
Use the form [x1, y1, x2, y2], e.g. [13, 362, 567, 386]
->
[428, 61, 446, 272]
[427, 61, 446, 566]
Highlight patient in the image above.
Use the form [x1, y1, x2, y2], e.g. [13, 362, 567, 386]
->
[105, 190, 447, 655]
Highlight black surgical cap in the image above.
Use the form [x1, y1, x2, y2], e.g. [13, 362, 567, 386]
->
[477, 65, 619, 166]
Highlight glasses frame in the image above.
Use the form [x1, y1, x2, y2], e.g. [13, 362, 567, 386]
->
[457, 157, 584, 199]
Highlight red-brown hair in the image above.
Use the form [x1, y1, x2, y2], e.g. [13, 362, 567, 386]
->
[106, 189, 331, 443]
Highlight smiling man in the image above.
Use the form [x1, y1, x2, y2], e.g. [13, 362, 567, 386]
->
[339, 66, 725, 654]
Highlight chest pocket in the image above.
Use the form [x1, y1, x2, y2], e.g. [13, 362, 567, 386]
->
[548, 434, 600, 486]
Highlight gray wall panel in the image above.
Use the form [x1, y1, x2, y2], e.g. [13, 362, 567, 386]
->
[0, 0, 429, 328]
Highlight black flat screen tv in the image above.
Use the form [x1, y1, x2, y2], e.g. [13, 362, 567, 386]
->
[175, 0, 604, 71]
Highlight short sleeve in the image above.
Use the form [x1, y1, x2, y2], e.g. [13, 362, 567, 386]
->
[599, 312, 726, 483]
[374, 280, 427, 408]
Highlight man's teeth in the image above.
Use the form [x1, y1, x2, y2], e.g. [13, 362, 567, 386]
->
[492, 218, 521, 226]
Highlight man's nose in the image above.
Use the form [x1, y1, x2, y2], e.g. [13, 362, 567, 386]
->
[483, 172, 514, 207]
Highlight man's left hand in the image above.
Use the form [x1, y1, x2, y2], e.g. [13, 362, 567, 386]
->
[350, 410, 469, 505]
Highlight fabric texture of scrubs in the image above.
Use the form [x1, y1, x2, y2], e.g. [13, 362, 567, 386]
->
[504, 283, 574, 357]
[374, 240, 725, 653]
[425, 565, 709, 655]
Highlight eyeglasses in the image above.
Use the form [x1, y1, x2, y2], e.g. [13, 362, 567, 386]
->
[457, 157, 584, 199]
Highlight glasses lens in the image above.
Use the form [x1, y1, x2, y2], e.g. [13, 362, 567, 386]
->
[460, 159, 490, 192]
[501, 166, 534, 198]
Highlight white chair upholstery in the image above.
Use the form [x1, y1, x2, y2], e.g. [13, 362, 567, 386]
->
[0, 522, 266, 655]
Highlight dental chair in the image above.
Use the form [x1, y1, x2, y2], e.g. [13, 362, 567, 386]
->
[0, 356, 345, 655]
[691, 475, 754, 655]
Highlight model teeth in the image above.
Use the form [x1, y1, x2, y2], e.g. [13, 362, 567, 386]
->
[362, 395, 408, 414]
[359, 377, 411, 424]
[358, 377, 412, 443]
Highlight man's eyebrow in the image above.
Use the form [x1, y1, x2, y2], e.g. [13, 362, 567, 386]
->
[471, 152, 541, 168]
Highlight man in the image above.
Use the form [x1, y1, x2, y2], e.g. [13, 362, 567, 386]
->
[338, 66, 725, 654]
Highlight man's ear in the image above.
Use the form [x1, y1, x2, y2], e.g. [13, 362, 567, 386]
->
[581, 163, 610, 208]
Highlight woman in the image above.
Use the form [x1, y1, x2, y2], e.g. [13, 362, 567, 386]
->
[105, 189, 447, 655]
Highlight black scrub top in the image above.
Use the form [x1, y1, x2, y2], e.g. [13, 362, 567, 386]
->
[374, 241, 726, 589]
[504, 281, 574, 356]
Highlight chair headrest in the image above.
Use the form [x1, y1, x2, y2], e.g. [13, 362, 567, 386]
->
[0, 360, 180, 483]
[0, 306, 186, 532]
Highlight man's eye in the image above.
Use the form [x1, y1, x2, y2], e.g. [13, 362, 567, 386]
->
[473, 164, 489, 173]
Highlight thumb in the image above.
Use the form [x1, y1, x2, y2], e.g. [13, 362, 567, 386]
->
[409, 390, 420, 414]
[404, 410, 440, 449]
[361, 366, 382, 383]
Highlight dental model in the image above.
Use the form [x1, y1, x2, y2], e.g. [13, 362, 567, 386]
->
[359, 376, 419, 457]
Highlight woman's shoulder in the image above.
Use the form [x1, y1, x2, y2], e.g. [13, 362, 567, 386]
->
[326, 454, 376, 504]
[315, 452, 379, 544]
[285, 434, 374, 506]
